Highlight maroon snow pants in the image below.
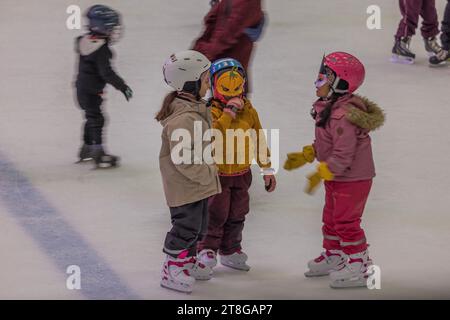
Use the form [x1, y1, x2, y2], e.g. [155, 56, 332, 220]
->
[198, 170, 252, 255]
[395, 0, 439, 39]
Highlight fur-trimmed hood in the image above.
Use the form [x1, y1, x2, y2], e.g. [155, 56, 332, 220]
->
[344, 94, 385, 131]
[312, 93, 382, 181]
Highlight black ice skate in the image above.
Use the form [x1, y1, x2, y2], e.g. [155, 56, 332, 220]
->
[429, 49, 450, 67]
[91, 145, 120, 169]
[424, 36, 443, 57]
[77, 144, 94, 163]
[390, 37, 415, 65]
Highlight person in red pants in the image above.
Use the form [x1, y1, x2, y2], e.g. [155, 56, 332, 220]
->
[391, 0, 444, 64]
[192, 0, 266, 93]
[284, 52, 385, 288]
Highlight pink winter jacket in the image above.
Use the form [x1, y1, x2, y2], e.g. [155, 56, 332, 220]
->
[312, 94, 385, 182]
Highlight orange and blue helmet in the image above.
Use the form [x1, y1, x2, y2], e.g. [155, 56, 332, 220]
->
[210, 58, 246, 103]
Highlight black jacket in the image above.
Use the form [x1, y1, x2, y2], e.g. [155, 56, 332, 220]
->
[75, 35, 127, 94]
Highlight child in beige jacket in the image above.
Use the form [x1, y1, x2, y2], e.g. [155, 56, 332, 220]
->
[157, 50, 221, 294]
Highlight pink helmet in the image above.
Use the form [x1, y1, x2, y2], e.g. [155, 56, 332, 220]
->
[321, 52, 365, 94]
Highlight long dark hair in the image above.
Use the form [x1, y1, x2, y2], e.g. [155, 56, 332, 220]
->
[316, 93, 343, 128]
[155, 91, 178, 122]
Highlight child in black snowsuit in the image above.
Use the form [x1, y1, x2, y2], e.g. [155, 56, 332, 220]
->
[75, 5, 132, 167]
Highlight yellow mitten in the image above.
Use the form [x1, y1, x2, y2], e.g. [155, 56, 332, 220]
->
[317, 162, 334, 181]
[305, 162, 334, 195]
[305, 171, 322, 194]
[283, 145, 315, 171]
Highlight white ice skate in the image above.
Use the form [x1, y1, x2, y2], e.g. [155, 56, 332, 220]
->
[329, 250, 373, 289]
[304, 250, 347, 277]
[197, 249, 218, 268]
[160, 254, 195, 294]
[220, 250, 250, 271]
[185, 256, 213, 280]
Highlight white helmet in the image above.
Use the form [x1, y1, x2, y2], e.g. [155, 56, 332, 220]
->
[163, 50, 211, 92]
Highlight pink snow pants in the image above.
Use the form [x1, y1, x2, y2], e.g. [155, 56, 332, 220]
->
[322, 180, 372, 255]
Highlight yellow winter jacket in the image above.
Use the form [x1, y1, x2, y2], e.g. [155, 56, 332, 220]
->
[210, 98, 271, 175]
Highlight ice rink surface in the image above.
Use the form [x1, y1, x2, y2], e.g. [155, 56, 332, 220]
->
[1, 0, 450, 299]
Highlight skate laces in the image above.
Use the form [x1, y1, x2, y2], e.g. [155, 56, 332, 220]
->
[316, 250, 343, 263]
[427, 37, 442, 53]
[168, 259, 188, 268]
[166, 258, 192, 277]
[167, 250, 194, 270]
[187, 256, 207, 269]
[314, 253, 327, 263]
[315, 251, 332, 263]
[345, 254, 372, 273]
[348, 258, 364, 264]
[437, 49, 449, 60]
[400, 37, 412, 49]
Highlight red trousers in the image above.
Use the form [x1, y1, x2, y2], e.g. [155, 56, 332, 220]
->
[395, 0, 439, 39]
[322, 180, 372, 255]
[198, 171, 252, 255]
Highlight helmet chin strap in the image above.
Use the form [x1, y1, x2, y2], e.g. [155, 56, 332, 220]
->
[327, 75, 348, 98]
[326, 88, 334, 99]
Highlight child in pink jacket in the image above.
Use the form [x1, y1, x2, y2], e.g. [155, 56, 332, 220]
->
[284, 52, 385, 288]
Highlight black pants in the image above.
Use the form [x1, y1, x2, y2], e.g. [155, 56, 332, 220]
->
[76, 88, 105, 145]
[164, 198, 209, 258]
[442, 0, 450, 50]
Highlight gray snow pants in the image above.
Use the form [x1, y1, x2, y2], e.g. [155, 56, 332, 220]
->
[163, 198, 209, 258]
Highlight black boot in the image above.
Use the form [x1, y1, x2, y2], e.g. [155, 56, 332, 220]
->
[78, 144, 94, 162]
[91, 145, 119, 168]
[429, 49, 450, 67]
[391, 37, 415, 64]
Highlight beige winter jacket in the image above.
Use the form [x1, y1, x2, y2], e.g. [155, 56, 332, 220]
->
[159, 96, 221, 207]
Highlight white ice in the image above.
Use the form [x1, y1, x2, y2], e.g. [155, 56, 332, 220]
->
[0, 0, 450, 299]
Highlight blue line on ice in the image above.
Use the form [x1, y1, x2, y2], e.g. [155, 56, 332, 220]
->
[0, 151, 139, 299]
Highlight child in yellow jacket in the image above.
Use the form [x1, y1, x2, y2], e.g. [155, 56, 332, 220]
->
[197, 58, 276, 272]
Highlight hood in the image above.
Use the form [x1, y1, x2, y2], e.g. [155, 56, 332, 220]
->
[160, 97, 208, 126]
[344, 94, 385, 131]
[76, 35, 106, 56]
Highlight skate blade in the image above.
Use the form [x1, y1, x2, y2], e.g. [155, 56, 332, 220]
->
[75, 158, 94, 164]
[95, 163, 118, 169]
[93, 161, 120, 170]
[220, 262, 250, 271]
[160, 281, 193, 294]
[429, 61, 449, 68]
[330, 277, 367, 289]
[304, 270, 330, 278]
[390, 54, 415, 65]
[193, 275, 213, 281]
